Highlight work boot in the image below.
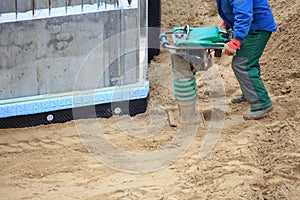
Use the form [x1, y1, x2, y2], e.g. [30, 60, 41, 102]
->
[231, 94, 246, 103]
[243, 105, 273, 120]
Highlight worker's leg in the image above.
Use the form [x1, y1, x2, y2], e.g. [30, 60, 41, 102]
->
[232, 31, 272, 111]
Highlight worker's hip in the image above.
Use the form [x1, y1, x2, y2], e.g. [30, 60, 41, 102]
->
[236, 30, 271, 59]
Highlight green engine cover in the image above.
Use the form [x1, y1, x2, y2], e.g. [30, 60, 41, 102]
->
[172, 26, 231, 48]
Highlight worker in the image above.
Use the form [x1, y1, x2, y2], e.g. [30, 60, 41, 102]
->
[216, 0, 277, 120]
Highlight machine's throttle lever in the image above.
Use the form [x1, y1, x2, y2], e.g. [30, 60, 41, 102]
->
[159, 33, 169, 48]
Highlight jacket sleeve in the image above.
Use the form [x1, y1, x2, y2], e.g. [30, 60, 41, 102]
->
[230, 0, 253, 43]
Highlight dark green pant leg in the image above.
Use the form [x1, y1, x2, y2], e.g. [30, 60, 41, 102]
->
[232, 31, 272, 111]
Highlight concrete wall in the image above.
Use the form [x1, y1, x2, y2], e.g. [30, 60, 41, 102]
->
[0, 7, 140, 100]
[0, 0, 117, 13]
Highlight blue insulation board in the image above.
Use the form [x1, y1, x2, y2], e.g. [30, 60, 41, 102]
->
[0, 82, 149, 119]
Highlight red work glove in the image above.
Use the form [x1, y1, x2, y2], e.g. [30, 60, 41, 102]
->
[220, 21, 227, 29]
[224, 38, 241, 56]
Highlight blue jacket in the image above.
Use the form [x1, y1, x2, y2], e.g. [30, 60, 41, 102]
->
[216, 0, 277, 43]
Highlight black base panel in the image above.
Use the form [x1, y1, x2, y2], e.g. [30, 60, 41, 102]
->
[0, 97, 148, 129]
[148, 0, 161, 62]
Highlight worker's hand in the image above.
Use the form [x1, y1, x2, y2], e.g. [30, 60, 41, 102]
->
[219, 21, 229, 33]
[219, 21, 227, 29]
[224, 38, 241, 56]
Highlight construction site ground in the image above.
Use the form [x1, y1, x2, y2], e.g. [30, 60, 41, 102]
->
[0, 0, 299, 199]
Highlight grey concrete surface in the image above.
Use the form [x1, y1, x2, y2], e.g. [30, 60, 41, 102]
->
[0, 7, 140, 100]
[0, 0, 114, 13]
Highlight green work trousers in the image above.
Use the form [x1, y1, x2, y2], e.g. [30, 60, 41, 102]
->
[232, 30, 272, 111]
